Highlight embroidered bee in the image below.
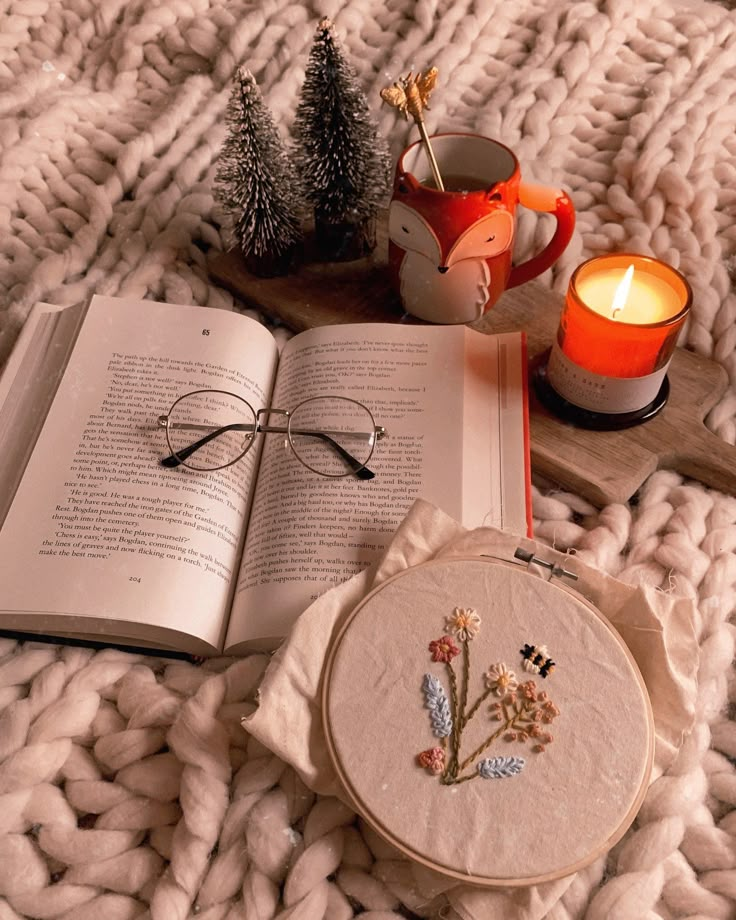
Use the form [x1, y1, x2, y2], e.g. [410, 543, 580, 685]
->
[520, 644, 555, 678]
[380, 68, 439, 122]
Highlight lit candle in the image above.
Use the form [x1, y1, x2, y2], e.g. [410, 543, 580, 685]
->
[540, 254, 691, 426]
[577, 263, 683, 325]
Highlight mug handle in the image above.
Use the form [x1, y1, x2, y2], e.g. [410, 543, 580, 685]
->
[507, 183, 575, 288]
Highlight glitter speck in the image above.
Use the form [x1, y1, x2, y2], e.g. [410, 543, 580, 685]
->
[57, 73, 66, 81]
[42, 60, 55, 72]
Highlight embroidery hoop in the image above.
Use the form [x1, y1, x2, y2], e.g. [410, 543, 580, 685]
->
[322, 555, 654, 887]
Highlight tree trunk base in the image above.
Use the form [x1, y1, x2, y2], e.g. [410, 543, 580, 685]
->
[244, 244, 296, 278]
[314, 214, 377, 262]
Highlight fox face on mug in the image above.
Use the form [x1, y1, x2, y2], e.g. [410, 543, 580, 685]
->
[388, 134, 575, 324]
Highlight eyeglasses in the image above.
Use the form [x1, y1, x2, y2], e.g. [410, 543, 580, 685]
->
[157, 389, 386, 479]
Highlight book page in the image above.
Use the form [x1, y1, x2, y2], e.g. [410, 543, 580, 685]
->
[0, 301, 87, 526]
[224, 323, 528, 650]
[0, 296, 279, 655]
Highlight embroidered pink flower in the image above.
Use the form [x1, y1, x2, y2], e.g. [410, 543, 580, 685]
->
[444, 607, 482, 641]
[417, 747, 445, 774]
[484, 662, 518, 696]
[429, 635, 460, 663]
[519, 680, 538, 701]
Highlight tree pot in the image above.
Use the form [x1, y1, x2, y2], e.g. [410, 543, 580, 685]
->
[314, 213, 377, 262]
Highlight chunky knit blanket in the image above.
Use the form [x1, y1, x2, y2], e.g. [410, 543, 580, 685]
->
[2, 1, 736, 918]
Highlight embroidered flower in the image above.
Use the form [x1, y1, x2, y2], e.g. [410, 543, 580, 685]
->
[484, 662, 518, 696]
[429, 635, 460, 663]
[417, 747, 446, 774]
[519, 680, 538, 702]
[419, 612, 562, 784]
[444, 607, 481, 641]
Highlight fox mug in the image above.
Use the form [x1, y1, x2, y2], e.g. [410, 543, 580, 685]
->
[388, 133, 575, 324]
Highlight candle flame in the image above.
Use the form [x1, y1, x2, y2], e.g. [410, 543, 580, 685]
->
[610, 264, 635, 319]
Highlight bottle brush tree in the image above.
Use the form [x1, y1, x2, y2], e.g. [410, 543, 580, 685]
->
[215, 66, 302, 278]
[293, 18, 391, 261]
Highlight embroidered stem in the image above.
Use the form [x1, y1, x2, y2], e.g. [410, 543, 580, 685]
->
[445, 661, 460, 779]
[446, 771, 478, 785]
[458, 639, 470, 730]
[458, 705, 530, 771]
[463, 684, 494, 726]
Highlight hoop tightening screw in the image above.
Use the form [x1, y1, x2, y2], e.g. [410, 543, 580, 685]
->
[514, 547, 578, 582]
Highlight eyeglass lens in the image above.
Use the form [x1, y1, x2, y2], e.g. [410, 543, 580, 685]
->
[288, 396, 377, 477]
[166, 390, 257, 470]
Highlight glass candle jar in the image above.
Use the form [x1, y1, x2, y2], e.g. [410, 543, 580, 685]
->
[541, 254, 691, 427]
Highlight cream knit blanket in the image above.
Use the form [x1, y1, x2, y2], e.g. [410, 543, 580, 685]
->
[2, 1, 736, 918]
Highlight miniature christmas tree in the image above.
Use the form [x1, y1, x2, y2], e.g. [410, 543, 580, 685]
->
[293, 18, 391, 261]
[215, 67, 302, 278]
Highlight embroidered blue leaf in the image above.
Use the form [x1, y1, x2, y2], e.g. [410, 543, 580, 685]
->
[477, 756, 525, 779]
[422, 673, 453, 738]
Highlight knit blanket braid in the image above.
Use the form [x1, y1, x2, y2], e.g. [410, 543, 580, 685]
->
[1, 1, 736, 918]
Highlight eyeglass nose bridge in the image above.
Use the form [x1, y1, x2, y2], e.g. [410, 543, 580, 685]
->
[255, 407, 290, 428]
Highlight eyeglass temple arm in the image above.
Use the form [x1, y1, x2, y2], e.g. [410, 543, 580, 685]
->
[161, 422, 377, 480]
[160, 422, 247, 468]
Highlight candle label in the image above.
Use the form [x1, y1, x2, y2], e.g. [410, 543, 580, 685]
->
[547, 342, 668, 413]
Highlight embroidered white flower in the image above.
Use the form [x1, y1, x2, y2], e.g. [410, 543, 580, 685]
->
[484, 662, 518, 696]
[444, 607, 481, 641]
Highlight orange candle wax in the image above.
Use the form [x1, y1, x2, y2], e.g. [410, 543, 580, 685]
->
[557, 254, 691, 379]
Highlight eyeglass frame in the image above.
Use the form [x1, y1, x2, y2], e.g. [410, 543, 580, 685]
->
[157, 389, 386, 479]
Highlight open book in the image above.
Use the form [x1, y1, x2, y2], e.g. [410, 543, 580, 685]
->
[0, 295, 531, 655]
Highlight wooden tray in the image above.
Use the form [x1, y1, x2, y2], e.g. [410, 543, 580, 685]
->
[209, 234, 735, 507]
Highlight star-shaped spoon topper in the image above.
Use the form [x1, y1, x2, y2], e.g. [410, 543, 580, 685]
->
[381, 68, 444, 191]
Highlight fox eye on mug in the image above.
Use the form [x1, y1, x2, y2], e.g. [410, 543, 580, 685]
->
[486, 235, 496, 242]
[402, 226, 410, 233]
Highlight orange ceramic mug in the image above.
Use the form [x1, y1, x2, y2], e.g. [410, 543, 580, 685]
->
[388, 133, 575, 323]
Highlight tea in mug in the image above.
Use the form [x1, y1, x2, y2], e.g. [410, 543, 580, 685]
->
[422, 174, 490, 192]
